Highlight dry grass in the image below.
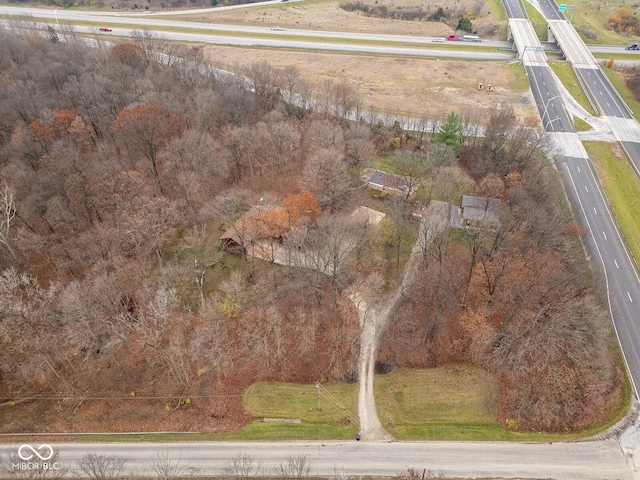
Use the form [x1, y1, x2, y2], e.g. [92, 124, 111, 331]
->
[188, 0, 540, 121]
[205, 46, 538, 120]
[193, 0, 502, 35]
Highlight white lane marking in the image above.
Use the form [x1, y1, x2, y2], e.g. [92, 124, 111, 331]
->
[585, 185, 589, 192]
[628, 292, 633, 303]
[614, 259, 619, 269]
[577, 166, 581, 173]
[593, 207, 598, 214]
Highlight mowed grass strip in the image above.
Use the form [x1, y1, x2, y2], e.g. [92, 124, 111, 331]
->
[374, 366, 502, 440]
[524, 1, 548, 41]
[584, 141, 640, 266]
[227, 382, 359, 440]
[549, 60, 598, 116]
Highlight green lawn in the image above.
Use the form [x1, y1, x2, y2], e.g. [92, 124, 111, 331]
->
[573, 116, 592, 132]
[549, 60, 598, 116]
[524, 1, 548, 41]
[374, 366, 502, 440]
[224, 382, 359, 440]
[584, 141, 640, 267]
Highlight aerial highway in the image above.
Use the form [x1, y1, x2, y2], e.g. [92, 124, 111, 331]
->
[532, 0, 640, 396]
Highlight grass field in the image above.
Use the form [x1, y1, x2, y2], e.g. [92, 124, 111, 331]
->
[374, 366, 501, 440]
[224, 382, 359, 440]
[584, 141, 640, 268]
[569, 0, 640, 45]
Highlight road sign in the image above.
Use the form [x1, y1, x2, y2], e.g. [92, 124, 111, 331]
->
[558, 4, 567, 11]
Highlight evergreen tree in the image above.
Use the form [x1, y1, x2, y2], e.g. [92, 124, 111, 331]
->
[457, 17, 473, 32]
[434, 111, 463, 153]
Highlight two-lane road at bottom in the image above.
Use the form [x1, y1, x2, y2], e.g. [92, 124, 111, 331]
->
[558, 151, 640, 396]
[0, 440, 633, 478]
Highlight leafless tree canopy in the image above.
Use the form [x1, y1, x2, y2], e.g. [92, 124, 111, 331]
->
[274, 455, 312, 480]
[76, 453, 125, 480]
[0, 26, 621, 435]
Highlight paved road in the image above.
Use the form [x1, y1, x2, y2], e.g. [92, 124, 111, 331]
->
[526, 66, 572, 132]
[0, 6, 509, 47]
[0, 440, 634, 479]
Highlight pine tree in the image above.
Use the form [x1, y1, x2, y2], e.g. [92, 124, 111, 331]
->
[434, 111, 463, 153]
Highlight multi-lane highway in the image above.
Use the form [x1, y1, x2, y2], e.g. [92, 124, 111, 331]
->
[517, 0, 640, 398]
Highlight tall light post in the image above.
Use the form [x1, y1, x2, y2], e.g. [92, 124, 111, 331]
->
[541, 94, 561, 130]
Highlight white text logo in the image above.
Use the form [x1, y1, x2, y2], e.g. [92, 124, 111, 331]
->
[17, 445, 54, 462]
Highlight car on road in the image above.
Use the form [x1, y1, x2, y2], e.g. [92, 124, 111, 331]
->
[99, 27, 113, 32]
[626, 43, 639, 50]
[271, 26, 285, 31]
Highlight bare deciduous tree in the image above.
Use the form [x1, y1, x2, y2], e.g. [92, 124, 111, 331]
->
[274, 454, 312, 480]
[149, 450, 185, 480]
[1, 450, 67, 480]
[0, 183, 19, 263]
[77, 453, 125, 480]
[223, 453, 262, 478]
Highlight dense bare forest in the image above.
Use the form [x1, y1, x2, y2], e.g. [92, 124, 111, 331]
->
[0, 27, 624, 434]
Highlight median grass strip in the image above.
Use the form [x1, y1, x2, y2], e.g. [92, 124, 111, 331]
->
[584, 141, 640, 267]
[524, 1, 548, 41]
[549, 60, 598, 116]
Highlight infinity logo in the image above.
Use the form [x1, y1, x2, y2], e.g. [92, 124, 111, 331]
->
[17, 444, 54, 461]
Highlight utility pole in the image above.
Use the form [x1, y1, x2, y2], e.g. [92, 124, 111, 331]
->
[315, 381, 321, 411]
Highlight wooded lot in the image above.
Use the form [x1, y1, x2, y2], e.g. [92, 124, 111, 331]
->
[0, 27, 624, 434]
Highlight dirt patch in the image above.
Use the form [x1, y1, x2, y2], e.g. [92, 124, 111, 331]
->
[205, 46, 539, 122]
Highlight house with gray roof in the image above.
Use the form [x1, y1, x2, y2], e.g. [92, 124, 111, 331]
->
[460, 195, 501, 227]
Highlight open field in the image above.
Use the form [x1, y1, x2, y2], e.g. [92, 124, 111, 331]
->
[205, 46, 538, 120]
[569, 0, 640, 45]
[184, 0, 505, 36]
